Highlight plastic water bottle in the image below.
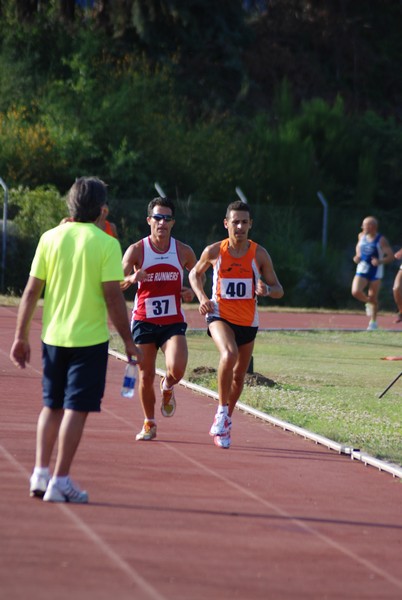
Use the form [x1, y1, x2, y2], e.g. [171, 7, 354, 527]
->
[121, 361, 137, 398]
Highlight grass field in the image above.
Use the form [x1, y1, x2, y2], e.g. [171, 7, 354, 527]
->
[112, 329, 402, 467]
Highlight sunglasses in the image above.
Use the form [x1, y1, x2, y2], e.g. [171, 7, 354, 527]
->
[151, 214, 174, 222]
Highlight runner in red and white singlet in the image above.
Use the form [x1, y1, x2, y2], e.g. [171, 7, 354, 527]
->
[121, 197, 197, 441]
[132, 236, 185, 326]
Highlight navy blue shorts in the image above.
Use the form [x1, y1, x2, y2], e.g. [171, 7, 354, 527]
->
[206, 316, 258, 346]
[42, 342, 109, 412]
[132, 320, 187, 349]
[356, 270, 381, 282]
[356, 260, 381, 281]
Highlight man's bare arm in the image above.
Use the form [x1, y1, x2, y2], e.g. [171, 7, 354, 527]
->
[10, 276, 45, 368]
[102, 281, 142, 364]
[189, 244, 220, 314]
[256, 246, 284, 299]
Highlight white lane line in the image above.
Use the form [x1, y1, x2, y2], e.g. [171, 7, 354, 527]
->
[3, 343, 401, 593]
[164, 442, 402, 590]
[0, 445, 167, 600]
[104, 404, 402, 592]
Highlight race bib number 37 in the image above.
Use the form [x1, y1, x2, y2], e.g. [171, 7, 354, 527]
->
[221, 278, 253, 299]
[145, 295, 177, 318]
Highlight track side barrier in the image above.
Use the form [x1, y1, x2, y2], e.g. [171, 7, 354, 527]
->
[109, 349, 402, 480]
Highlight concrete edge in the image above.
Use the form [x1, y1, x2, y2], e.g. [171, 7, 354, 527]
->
[108, 348, 402, 480]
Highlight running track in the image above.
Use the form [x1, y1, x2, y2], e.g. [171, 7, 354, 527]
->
[1, 305, 402, 600]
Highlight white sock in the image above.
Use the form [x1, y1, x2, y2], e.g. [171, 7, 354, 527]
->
[217, 405, 228, 415]
[163, 379, 174, 391]
[34, 466, 50, 477]
[53, 475, 69, 489]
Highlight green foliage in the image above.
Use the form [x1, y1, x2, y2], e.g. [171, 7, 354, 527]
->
[10, 185, 66, 239]
[1, 2, 402, 304]
[129, 0, 250, 110]
[0, 106, 65, 187]
[2, 185, 66, 293]
[292, 242, 348, 308]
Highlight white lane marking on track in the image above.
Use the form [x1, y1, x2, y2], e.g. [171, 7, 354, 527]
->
[0, 444, 167, 600]
[168, 445, 402, 589]
[104, 406, 402, 592]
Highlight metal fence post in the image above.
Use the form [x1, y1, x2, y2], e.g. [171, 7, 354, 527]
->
[0, 178, 8, 293]
[317, 191, 328, 256]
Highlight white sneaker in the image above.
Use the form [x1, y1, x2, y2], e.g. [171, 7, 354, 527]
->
[135, 421, 157, 441]
[214, 430, 231, 449]
[367, 320, 378, 331]
[365, 303, 374, 317]
[160, 377, 176, 417]
[29, 472, 50, 498]
[209, 411, 231, 436]
[43, 478, 89, 503]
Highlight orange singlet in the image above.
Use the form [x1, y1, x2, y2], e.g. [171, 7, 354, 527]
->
[104, 220, 117, 238]
[210, 239, 260, 327]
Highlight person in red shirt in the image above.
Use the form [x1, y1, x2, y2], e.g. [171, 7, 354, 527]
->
[121, 197, 197, 441]
[189, 200, 284, 449]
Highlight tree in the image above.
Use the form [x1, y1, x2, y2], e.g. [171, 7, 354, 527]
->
[60, 0, 75, 22]
[16, 0, 39, 22]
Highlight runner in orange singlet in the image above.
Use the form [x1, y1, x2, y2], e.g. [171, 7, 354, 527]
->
[96, 203, 118, 239]
[189, 200, 284, 449]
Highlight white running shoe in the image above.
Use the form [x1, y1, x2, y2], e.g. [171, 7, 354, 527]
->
[29, 472, 50, 498]
[135, 421, 157, 441]
[209, 411, 231, 437]
[160, 377, 176, 417]
[43, 478, 88, 503]
[214, 430, 231, 449]
[367, 320, 378, 331]
[365, 303, 374, 317]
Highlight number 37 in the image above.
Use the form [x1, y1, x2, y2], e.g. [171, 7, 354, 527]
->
[152, 299, 170, 315]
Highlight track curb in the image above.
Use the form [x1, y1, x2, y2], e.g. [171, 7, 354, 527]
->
[109, 348, 402, 480]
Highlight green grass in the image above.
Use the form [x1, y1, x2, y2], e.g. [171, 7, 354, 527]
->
[111, 329, 402, 466]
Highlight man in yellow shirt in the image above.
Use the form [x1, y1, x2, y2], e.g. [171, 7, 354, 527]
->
[10, 177, 141, 503]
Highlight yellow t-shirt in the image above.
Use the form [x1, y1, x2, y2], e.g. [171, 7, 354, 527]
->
[30, 222, 124, 347]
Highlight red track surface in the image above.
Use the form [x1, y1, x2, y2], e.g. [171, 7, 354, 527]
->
[184, 306, 402, 331]
[1, 305, 402, 600]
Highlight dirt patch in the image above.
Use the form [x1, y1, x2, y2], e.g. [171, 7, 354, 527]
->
[191, 366, 217, 376]
[244, 372, 276, 387]
[189, 366, 276, 387]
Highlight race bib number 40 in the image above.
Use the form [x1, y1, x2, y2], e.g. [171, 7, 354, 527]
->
[221, 278, 253, 299]
[145, 295, 177, 318]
